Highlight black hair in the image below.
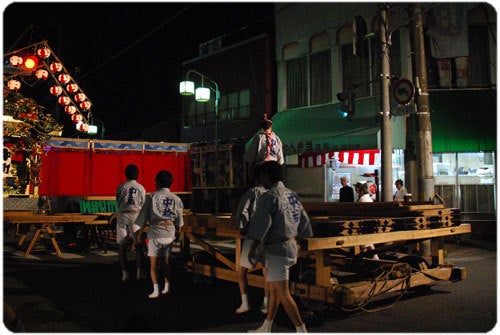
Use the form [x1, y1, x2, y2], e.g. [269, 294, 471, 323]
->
[125, 164, 139, 180]
[260, 161, 282, 184]
[262, 120, 272, 130]
[155, 170, 173, 188]
[395, 179, 404, 186]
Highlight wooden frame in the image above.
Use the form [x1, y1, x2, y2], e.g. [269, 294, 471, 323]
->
[180, 204, 471, 306]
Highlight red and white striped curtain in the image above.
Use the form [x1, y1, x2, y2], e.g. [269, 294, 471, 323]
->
[298, 149, 380, 168]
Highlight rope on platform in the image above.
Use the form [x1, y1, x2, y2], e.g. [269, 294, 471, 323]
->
[329, 263, 413, 313]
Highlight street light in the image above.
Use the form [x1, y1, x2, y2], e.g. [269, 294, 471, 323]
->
[179, 70, 220, 214]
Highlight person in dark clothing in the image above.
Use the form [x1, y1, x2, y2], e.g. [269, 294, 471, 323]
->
[339, 176, 354, 202]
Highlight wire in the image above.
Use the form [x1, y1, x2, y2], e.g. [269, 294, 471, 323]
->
[79, 4, 195, 81]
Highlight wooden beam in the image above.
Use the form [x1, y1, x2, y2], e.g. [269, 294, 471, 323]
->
[185, 233, 236, 271]
[304, 224, 471, 251]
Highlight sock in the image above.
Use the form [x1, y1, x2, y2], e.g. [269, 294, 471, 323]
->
[236, 294, 249, 313]
[257, 319, 273, 332]
[121, 270, 129, 281]
[149, 283, 159, 298]
[162, 281, 170, 294]
[260, 296, 268, 313]
[296, 323, 307, 333]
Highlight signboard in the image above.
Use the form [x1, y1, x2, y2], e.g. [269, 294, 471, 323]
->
[393, 78, 415, 105]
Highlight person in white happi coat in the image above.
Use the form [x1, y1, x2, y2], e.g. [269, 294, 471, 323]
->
[116, 164, 146, 282]
[234, 163, 269, 314]
[134, 170, 184, 299]
[247, 161, 313, 333]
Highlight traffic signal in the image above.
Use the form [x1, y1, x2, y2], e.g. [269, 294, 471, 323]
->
[337, 90, 355, 121]
[23, 55, 38, 70]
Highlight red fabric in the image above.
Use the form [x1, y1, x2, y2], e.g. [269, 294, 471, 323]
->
[298, 149, 380, 168]
[39, 150, 89, 196]
[38, 149, 190, 196]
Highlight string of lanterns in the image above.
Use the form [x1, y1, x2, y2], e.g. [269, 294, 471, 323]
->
[5, 41, 94, 133]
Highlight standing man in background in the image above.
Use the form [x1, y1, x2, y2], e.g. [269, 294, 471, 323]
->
[244, 114, 284, 184]
[339, 176, 354, 202]
[116, 164, 146, 282]
[393, 179, 408, 201]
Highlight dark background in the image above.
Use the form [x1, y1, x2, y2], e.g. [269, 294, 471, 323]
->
[3, 2, 275, 140]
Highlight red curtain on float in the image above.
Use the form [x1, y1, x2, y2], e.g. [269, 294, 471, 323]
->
[39, 149, 90, 196]
[39, 150, 190, 196]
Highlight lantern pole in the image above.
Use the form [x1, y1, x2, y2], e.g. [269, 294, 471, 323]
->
[181, 70, 220, 215]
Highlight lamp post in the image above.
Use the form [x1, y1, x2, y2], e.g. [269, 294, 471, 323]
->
[180, 70, 220, 214]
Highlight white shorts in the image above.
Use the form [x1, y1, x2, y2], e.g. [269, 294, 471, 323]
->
[116, 212, 141, 245]
[147, 237, 174, 257]
[265, 254, 297, 282]
[240, 238, 266, 269]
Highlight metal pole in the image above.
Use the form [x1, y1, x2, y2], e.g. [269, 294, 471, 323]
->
[410, 3, 434, 201]
[380, 4, 393, 202]
[214, 90, 219, 215]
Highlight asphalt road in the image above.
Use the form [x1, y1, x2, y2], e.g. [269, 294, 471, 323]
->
[2, 235, 497, 333]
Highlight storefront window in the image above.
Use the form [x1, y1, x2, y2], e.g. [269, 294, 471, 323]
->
[433, 151, 496, 212]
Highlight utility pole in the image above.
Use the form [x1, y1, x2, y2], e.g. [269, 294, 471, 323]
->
[410, 3, 435, 201]
[409, 3, 434, 257]
[379, 4, 393, 201]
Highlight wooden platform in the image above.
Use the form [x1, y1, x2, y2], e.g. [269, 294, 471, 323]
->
[180, 202, 471, 306]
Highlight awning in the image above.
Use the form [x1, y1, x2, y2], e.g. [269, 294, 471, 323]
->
[299, 149, 381, 168]
[430, 90, 496, 152]
[264, 100, 406, 155]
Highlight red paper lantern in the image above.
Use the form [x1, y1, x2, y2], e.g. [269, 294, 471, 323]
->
[80, 101, 92, 110]
[58, 73, 71, 84]
[66, 83, 79, 93]
[71, 113, 83, 123]
[58, 96, 70, 106]
[78, 123, 89, 132]
[36, 47, 51, 59]
[64, 105, 77, 115]
[74, 93, 87, 102]
[7, 80, 21, 91]
[9, 55, 23, 66]
[49, 62, 63, 72]
[35, 69, 49, 80]
[50, 86, 62, 96]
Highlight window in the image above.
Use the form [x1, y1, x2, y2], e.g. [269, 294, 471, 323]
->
[341, 30, 401, 98]
[239, 90, 250, 118]
[310, 50, 332, 105]
[184, 89, 250, 126]
[284, 33, 332, 109]
[286, 57, 308, 109]
[218, 89, 251, 122]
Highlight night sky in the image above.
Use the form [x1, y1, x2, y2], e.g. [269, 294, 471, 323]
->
[3, 2, 275, 141]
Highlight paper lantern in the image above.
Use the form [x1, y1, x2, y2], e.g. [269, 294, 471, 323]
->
[9, 55, 23, 66]
[58, 73, 71, 84]
[50, 86, 62, 96]
[64, 105, 77, 115]
[7, 80, 21, 90]
[37, 47, 51, 59]
[74, 93, 87, 102]
[80, 101, 92, 110]
[58, 96, 70, 106]
[66, 83, 79, 93]
[35, 69, 49, 80]
[78, 123, 89, 132]
[71, 113, 83, 123]
[49, 62, 63, 72]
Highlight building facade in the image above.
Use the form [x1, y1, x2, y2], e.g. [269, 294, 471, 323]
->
[272, 3, 496, 221]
